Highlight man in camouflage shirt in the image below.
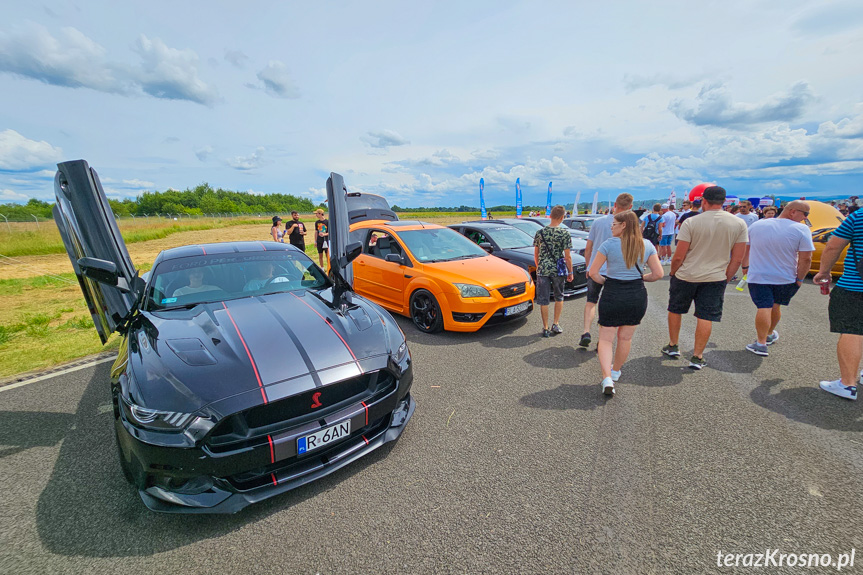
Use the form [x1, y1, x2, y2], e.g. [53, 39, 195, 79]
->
[533, 204, 574, 337]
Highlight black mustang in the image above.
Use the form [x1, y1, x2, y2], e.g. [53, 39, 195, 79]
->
[53, 160, 414, 513]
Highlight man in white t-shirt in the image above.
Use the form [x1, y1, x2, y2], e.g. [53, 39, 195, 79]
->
[743, 200, 814, 356]
[658, 204, 677, 265]
[737, 201, 759, 227]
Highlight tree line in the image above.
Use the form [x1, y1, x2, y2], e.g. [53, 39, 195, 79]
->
[0, 184, 322, 220]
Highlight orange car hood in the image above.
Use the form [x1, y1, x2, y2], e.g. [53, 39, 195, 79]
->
[420, 256, 528, 288]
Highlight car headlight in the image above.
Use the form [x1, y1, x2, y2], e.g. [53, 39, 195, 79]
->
[392, 340, 409, 363]
[453, 283, 491, 298]
[122, 397, 195, 432]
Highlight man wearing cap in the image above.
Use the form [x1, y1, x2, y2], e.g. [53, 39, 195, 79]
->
[658, 204, 677, 264]
[314, 209, 329, 268]
[662, 186, 749, 369]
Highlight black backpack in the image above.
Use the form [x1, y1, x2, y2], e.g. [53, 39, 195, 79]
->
[642, 214, 661, 243]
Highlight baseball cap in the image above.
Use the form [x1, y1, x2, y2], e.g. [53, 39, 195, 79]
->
[272, 215, 282, 224]
[701, 186, 727, 204]
[661, 203, 669, 209]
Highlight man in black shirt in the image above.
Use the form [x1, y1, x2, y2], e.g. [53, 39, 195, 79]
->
[285, 211, 307, 252]
[677, 199, 701, 229]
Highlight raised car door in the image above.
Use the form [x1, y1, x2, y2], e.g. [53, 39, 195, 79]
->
[53, 159, 138, 343]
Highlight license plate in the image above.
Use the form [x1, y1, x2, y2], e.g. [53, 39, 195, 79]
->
[297, 420, 351, 455]
[504, 301, 530, 316]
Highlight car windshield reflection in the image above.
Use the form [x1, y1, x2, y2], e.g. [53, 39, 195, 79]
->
[399, 228, 488, 263]
[146, 251, 329, 310]
[484, 227, 533, 249]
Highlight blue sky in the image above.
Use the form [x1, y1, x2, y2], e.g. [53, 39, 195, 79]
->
[1, 0, 862, 208]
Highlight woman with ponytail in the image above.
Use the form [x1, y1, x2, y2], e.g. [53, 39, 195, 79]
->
[587, 210, 664, 396]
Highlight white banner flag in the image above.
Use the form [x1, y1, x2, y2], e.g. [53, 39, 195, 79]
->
[591, 192, 599, 214]
[574, 191, 581, 215]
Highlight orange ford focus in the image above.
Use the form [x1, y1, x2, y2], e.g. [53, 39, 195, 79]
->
[346, 195, 535, 333]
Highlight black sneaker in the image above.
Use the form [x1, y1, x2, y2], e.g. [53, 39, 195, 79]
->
[688, 355, 706, 370]
[542, 328, 551, 338]
[551, 323, 563, 335]
[579, 332, 591, 347]
[661, 344, 680, 357]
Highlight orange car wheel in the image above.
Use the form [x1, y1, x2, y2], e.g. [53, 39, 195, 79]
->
[409, 289, 444, 333]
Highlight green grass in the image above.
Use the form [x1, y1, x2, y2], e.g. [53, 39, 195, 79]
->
[0, 218, 263, 257]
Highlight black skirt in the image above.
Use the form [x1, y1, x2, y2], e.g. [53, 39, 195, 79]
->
[597, 277, 648, 327]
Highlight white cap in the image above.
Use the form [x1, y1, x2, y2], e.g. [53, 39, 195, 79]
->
[661, 203, 669, 209]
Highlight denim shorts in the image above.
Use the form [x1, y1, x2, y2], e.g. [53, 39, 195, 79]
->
[585, 277, 603, 304]
[659, 235, 674, 246]
[748, 282, 799, 309]
[536, 275, 565, 305]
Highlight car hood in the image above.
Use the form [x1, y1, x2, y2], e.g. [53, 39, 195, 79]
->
[127, 289, 394, 415]
[420, 255, 529, 289]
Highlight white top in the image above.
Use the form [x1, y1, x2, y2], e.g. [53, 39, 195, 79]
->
[747, 218, 815, 284]
[661, 211, 677, 236]
[737, 212, 758, 227]
[597, 237, 657, 280]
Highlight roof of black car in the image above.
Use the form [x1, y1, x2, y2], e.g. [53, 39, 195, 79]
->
[157, 241, 302, 261]
[452, 221, 514, 230]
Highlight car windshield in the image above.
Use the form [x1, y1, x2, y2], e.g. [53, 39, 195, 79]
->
[485, 226, 534, 249]
[531, 217, 552, 226]
[398, 228, 488, 263]
[506, 220, 543, 238]
[575, 219, 595, 230]
[146, 251, 329, 310]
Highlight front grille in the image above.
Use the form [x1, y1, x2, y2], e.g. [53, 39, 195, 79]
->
[575, 263, 586, 273]
[498, 282, 527, 298]
[207, 370, 395, 452]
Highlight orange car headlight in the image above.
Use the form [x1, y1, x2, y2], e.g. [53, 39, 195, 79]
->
[453, 283, 491, 298]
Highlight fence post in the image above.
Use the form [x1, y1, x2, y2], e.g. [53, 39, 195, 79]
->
[0, 213, 9, 233]
[31, 214, 40, 229]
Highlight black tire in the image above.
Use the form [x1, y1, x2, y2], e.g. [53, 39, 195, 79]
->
[409, 289, 444, 333]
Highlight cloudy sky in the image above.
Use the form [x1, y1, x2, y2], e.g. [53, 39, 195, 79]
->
[1, 0, 862, 208]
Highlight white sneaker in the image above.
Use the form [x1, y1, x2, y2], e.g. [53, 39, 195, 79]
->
[602, 377, 615, 396]
[819, 379, 857, 401]
[766, 330, 779, 345]
[611, 369, 621, 382]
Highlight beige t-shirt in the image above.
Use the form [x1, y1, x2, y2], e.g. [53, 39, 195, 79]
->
[676, 210, 748, 283]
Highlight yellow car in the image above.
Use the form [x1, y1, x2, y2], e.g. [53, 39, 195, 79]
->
[805, 201, 848, 276]
[346, 194, 535, 333]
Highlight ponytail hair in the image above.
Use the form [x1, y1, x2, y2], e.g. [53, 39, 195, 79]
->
[615, 211, 645, 269]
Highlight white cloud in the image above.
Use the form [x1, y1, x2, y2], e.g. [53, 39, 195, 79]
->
[255, 61, 300, 99]
[121, 178, 155, 188]
[225, 147, 266, 170]
[224, 50, 248, 68]
[133, 35, 219, 105]
[0, 24, 218, 105]
[669, 82, 816, 127]
[0, 188, 29, 201]
[817, 105, 863, 138]
[195, 146, 214, 162]
[362, 129, 410, 149]
[0, 129, 63, 170]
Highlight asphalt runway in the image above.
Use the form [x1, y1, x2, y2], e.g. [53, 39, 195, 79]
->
[1, 278, 862, 574]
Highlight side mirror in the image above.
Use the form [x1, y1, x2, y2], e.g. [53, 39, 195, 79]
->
[479, 242, 493, 253]
[78, 257, 119, 286]
[384, 253, 403, 264]
[345, 241, 363, 263]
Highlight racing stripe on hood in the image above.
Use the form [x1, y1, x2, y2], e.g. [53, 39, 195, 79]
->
[261, 299, 323, 388]
[289, 292, 359, 367]
[221, 302, 268, 404]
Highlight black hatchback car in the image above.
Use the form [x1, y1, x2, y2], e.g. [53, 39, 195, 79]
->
[449, 221, 588, 297]
[53, 160, 415, 513]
